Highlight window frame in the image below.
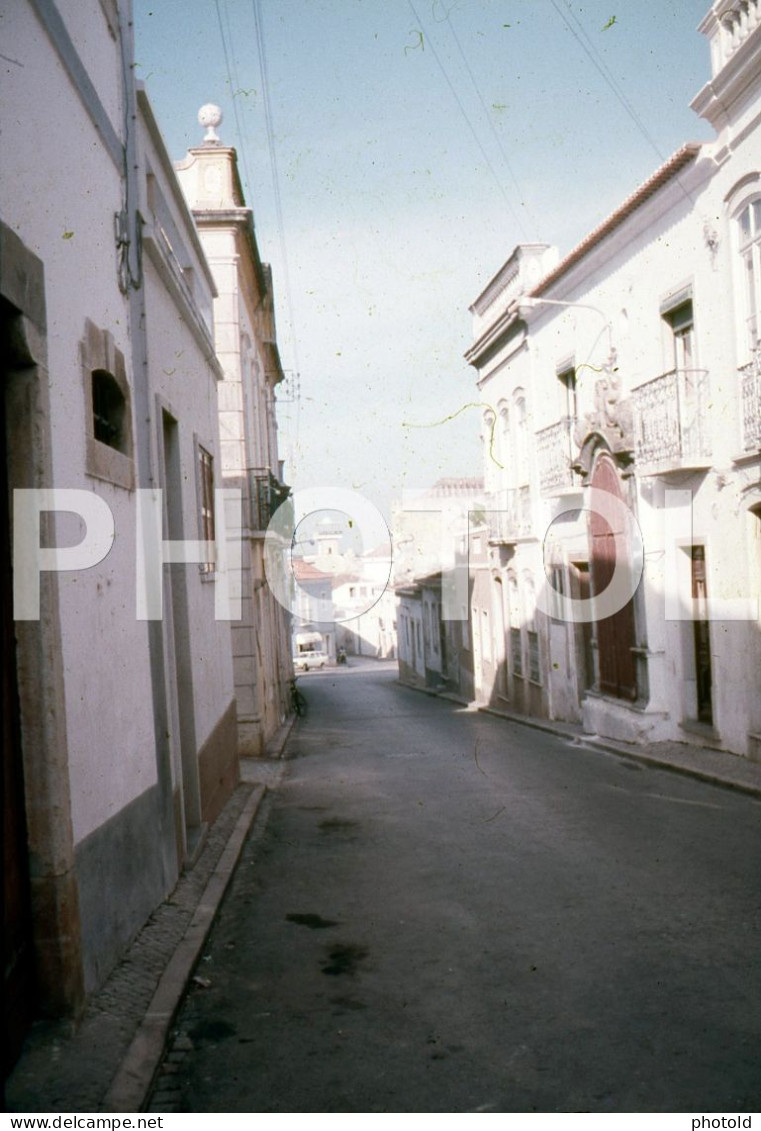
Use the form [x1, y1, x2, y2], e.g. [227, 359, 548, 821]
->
[82, 319, 134, 491]
[195, 437, 217, 576]
[738, 197, 761, 356]
[661, 293, 696, 373]
[508, 572, 523, 679]
[726, 175, 761, 365]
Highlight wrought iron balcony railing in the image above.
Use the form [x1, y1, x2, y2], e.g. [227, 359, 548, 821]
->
[740, 360, 761, 452]
[249, 468, 291, 532]
[535, 417, 580, 495]
[487, 485, 532, 544]
[631, 368, 712, 473]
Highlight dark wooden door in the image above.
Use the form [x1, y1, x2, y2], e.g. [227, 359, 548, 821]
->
[2, 307, 35, 1073]
[690, 546, 713, 724]
[589, 455, 638, 701]
[570, 561, 594, 698]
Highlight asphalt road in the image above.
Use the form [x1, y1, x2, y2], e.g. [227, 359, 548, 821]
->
[152, 661, 761, 1113]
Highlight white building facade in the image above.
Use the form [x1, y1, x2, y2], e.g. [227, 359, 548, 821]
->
[176, 124, 294, 756]
[1, 0, 249, 1066]
[395, 478, 484, 698]
[466, 0, 761, 759]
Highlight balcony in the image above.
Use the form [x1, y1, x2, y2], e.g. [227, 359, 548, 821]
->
[631, 368, 712, 474]
[487, 485, 532, 544]
[249, 468, 291, 532]
[535, 418, 580, 495]
[740, 361, 761, 452]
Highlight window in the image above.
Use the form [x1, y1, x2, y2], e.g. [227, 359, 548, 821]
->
[82, 319, 134, 489]
[198, 445, 216, 574]
[510, 628, 523, 677]
[498, 401, 510, 477]
[481, 408, 496, 469]
[524, 576, 541, 684]
[508, 574, 522, 678]
[739, 199, 761, 352]
[557, 365, 577, 421]
[664, 300, 695, 372]
[92, 370, 127, 450]
[513, 391, 528, 487]
[528, 631, 541, 683]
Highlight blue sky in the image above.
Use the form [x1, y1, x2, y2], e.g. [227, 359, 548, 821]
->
[134, 0, 713, 520]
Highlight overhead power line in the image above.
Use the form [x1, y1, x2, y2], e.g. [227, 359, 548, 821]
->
[407, 0, 527, 239]
[251, 0, 302, 456]
[213, 0, 254, 196]
[438, 5, 537, 235]
[550, 0, 696, 206]
[551, 0, 666, 165]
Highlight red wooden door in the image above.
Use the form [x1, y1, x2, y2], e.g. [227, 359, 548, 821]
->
[589, 455, 638, 701]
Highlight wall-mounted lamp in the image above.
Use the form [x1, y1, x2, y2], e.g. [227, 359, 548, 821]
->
[516, 294, 615, 367]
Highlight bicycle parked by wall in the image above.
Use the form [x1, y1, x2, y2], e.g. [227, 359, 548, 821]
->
[289, 677, 307, 717]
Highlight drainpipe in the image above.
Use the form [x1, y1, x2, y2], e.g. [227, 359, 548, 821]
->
[117, 0, 178, 889]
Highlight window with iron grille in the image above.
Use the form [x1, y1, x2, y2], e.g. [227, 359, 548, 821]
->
[82, 320, 134, 490]
[198, 446, 215, 573]
[739, 199, 761, 353]
[92, 369, 127, 451]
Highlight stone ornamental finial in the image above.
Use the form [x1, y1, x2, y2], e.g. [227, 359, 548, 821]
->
[198, 103, 223, 143]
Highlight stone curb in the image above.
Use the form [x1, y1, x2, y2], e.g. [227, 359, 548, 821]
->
[478, 705, 761, 800]
[101, 783, 267, 1112]
[575, 734, 761, 800]
[264, 711, 297, 759]
[399, 679, 761, 801]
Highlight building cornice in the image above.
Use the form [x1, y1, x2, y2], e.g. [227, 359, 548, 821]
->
[691, 24, 761, 126]
[191, 206, 269, 304]
[465, 307, 526, 370]
[137, 87, 218, 298]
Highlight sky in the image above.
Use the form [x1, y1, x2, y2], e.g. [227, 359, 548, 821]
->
[133, 0, 714, 523]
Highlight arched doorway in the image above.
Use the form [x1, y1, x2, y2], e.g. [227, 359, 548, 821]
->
[589, 453, 638, 701]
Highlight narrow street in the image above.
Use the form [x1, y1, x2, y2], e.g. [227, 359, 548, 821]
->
[150, 661, 761, 1114]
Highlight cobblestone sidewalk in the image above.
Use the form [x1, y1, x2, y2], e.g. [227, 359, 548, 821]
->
[5, 759, 283, 1114]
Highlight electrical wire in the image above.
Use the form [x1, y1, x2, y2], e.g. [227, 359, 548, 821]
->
[223, 1, 255, 173]
[438, 5, 535, 236]
[251, 0, 302, 465]
[552, 0, 666, 162]
[407, 0, 526, 237]
[549, 0, 696, 205]
[214, 0, 255, 199]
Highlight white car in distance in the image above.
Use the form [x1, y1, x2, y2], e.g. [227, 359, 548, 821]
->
[292, 650, 329, 671]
